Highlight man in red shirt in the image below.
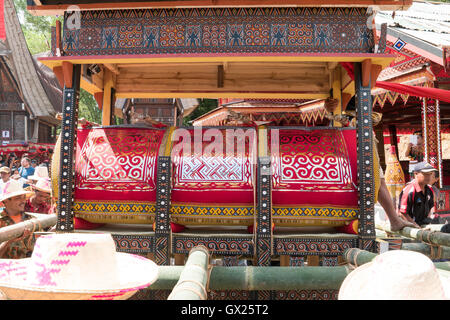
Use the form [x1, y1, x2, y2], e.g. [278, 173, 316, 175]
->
[398, 162, 437, 227]
[25, 179, 52, 214]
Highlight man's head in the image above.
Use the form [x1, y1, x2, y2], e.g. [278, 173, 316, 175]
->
[21, 157, 30, 168]
[413, 130, 424, 146]
[32, 190, 51, 206]
[2, 194, 27, 214]
[31, 179, 52, 205]
[0, 180, 33, 215]
[413, 162, 437, 186]
[0, 166, 10, 183]
[31, 160, 37, 168]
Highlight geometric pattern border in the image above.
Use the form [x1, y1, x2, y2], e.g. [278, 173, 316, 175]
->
[63, 7, 374, 56]
[112, 234, 154, 253]
[172, 235, 254, 255]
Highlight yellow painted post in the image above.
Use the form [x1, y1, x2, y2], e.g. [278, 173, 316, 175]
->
[102, 68, 114, 126]
[332, 67, 342, 127]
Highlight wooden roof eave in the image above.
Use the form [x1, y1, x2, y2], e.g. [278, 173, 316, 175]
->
[39, 53, 395, 100]
[27, 0, 413, 16]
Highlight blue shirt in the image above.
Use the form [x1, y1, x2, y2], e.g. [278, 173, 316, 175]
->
[19, 166, 34, 187]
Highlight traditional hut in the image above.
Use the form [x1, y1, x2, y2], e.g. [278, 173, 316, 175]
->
[0, 0, 62, 157]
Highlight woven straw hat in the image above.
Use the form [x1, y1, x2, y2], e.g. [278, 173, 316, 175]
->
[339, 250, 450, 300]
[31, 178, 52, 194]
[0, 179, 34, 206]
[28, 166, 49, 181]
[0, 233, 159, 300]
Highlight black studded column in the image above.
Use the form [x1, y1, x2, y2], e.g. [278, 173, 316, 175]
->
[255, 126, 273, 300]
[154, 156, 171, 265]
[256, 156, 272, 267]
[354, 62, 376, 252]
[56, 64, 81, 232]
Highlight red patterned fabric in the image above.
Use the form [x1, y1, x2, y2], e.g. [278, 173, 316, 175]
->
[74, 127, 165, 204]
[270, 128, 358, 208]
[171, 128, 256, 204]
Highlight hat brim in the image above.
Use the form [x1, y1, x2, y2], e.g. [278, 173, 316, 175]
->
[32, 185, 52, 194]
[339, 261, 450, 300]
[0, 253, 159, 300]
[28, 176, 50, 181]
[0, 190, 34, 206]
[419, 168, 438, 173]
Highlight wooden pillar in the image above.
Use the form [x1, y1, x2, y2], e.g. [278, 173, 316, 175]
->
[102, 69, 115, 126]
[154, 128, 174, 266]
[422, 98, 443, 187]
[256, 126, 272, 300]
[56, 64, 81, 232]
[354, 62, 376, 252]
[332, 67, 342, 127]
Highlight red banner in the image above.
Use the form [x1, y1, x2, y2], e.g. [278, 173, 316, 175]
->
[0, 0, 5, 41]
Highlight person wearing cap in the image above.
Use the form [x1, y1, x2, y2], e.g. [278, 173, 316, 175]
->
[25, 178, 52, 214]
[0, 179, 35, 259]
[0, 166, 11, 197]
[398, 162, 437, 227]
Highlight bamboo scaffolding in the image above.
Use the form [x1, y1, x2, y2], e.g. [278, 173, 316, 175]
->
[343, 248, 450, 269]
[150, 265, 352, 291]
[167, 245, 210, 300]
[401, 242, 450, 261]
[0, 213, 57, 244]
[376, 224, 450, 247]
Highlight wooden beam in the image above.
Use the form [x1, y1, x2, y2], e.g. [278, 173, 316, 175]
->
[62, 61, 73, 88]
[55, 19, 62, 56]
[217, 65, 224, 88]
[103, 63, 120, 75]
[27, 0, 413, 17]
[102, 69, 115, 126]
[362, 59, 372, 87]
[371, 64, 382, 88]
[94, 91, 103, 110]
[341, 93, 352, 111]
[332, 66, 342, 127]
[52, 66, 64, 88]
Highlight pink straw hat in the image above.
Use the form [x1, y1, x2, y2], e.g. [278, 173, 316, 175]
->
[0, 179, 34, 206]
[0, 233, 159, 300]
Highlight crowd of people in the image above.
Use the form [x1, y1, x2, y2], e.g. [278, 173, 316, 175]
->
[0, 154, 54, 259]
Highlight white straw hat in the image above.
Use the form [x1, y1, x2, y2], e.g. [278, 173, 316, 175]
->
[28, 166, 49, 181]
[0, 233, 159, 300]
[0, 179, 34, 206]
[339, 250, 450, 300]
[31, 178, 52, 194]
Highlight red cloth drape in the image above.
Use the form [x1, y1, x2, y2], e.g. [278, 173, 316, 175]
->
[339, 62, 450, 103]
[375, 81, 450, 103]
[0, 0, 5, 41]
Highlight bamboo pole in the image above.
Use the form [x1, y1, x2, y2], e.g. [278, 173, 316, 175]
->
[0, 214, 57, 244]
[401, 242, 450, 261]
[343, 248, 450, 269]
[376, 224, 450, 248]
[167, 245, 210, 300]
[150, 265, 352, 291]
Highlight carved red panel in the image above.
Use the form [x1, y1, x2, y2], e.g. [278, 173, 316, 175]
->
[74, 127, 165, 202]
[270, 128, 358, 208]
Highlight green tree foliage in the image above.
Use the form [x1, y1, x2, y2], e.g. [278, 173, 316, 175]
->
[183, 99, 218, 125]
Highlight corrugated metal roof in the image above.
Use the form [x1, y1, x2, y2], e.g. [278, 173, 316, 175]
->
[376, 1, 450, 47]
